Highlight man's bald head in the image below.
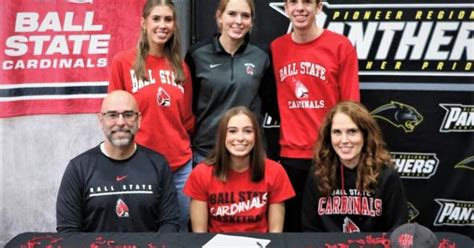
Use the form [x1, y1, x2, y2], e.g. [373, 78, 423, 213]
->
[99, 90, 141, 150]
[101, 90, 138, 113]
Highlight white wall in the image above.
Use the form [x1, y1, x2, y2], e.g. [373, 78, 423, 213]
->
[0, 114, 102, 245]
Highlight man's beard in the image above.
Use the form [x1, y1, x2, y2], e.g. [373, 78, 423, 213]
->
[107, 128, 136, 148]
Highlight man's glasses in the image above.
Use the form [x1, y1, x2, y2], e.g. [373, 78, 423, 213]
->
[101, 111, 139, 122]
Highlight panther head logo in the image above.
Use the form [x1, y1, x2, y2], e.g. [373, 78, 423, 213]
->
[371, 101, 423, 133]
[407, 202, 420, 222]
[454, 156, 474, 171]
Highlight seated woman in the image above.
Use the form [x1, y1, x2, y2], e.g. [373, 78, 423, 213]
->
[184, 106, 295, 233]
[302, 101, 408, 232]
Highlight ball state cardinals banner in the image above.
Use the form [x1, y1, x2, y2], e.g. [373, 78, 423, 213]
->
[0, 0, 145, 118]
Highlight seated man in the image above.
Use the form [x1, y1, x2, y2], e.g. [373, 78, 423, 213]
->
[56, 90, 180, 232]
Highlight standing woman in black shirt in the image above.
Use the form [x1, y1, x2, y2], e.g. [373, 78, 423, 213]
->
[186, 0, 274, 164]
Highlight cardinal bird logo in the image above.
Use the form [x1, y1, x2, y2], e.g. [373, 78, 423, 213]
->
[343, 216, 360, 233]
[116, 198, 129, 218]
[294, 80, 309, 98]
[157, 87, 171, 107]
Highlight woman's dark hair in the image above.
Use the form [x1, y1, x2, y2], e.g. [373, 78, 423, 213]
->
[204, 106, 266, 182]
[313, 101, 393, 195]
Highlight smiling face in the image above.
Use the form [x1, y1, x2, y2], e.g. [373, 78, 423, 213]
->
[216, 0, 253, 43]
[331, 112, 364, 168]
[285, 0, 321, 32]
[99, 91, 141, 149]
[142, 5, 176, 53]
[225, 113, 255, 162]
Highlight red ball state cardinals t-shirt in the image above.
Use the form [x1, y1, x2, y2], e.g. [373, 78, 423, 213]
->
[184, 159, 295, 233]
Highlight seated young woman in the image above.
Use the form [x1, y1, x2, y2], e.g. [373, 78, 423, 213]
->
[184, 106, 295, 233]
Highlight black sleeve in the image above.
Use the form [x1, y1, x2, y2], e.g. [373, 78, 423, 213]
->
[382, 168, 409, 231]
[258, 45, 280, 160]
[301, 171, 324, 232]
[258, 46, 279, 122]
[156, 159, 180, 233]
[56, 160, 83, 233]
[184, 50, 200, 116]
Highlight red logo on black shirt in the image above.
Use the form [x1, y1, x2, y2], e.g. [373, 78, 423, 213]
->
[116, 175, 127, 181]
[116, 198, 129, 218]
[244, 63, 255, 76]
[343, 216, 360, 233]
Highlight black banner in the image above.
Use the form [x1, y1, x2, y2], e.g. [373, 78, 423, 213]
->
[193, 0, 474, 237]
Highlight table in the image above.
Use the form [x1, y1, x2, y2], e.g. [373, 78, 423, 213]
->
[6, 232, 473, 247]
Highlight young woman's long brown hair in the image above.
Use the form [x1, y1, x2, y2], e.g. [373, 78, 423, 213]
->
[134, 0, 185, 84]
[313, 101, 393, 195]
[204, 106, 266, 182]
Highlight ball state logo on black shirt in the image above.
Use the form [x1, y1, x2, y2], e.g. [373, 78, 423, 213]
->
[343, 216, 360, 233]
[116, 198, 129, 218]
[244, 63, 255, 76]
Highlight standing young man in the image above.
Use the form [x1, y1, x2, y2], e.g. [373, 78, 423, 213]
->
[271, 0, 360, 232]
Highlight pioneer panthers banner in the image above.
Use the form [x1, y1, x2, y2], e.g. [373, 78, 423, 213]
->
[193, 0, 473, 237]
[0, 0, 145, 117]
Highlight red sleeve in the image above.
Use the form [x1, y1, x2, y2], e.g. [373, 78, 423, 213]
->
[183, 163, 210, 202]
[181, 62, 195, 134]
[108, 53, 126, 92]
[266, 159, 296, 204]
[338, 43, 360, 102]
